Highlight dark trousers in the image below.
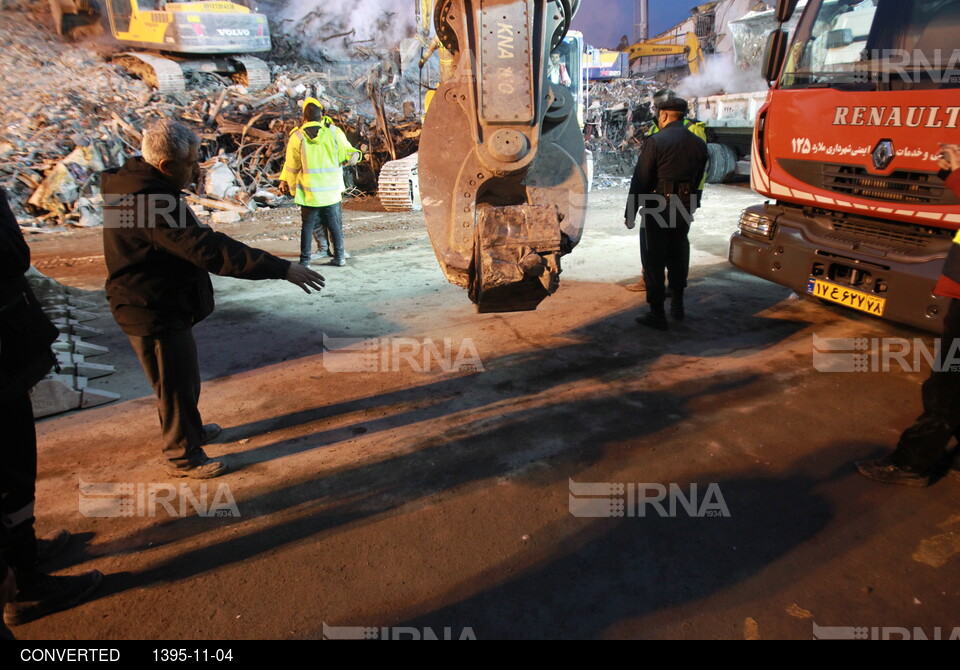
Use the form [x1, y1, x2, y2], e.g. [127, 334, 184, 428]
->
[640, 214, 691, 307]
[128, 328, 204, 466]
[0, 392, 38, 570]
[300, 202, 344, 264]
[892, 298, 960, 473]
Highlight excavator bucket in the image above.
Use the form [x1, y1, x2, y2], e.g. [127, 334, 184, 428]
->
[48, 0, 103, 41]
[418, 0, 589, 313]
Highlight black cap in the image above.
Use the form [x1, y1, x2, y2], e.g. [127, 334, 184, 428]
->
[657, 97, 689, 113]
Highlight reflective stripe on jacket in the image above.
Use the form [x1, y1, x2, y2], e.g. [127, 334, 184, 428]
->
[279, 119, 360, 208]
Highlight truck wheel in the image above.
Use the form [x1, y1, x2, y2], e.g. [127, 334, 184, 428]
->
[706, 143, 736, 184]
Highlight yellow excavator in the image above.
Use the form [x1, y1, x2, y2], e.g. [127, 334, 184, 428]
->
[625, 32, 705, 75]
[48, 0, 272, 94]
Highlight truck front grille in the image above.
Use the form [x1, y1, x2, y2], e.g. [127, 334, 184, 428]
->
[777, 159, 959, 207]
[823, 164, 944, 204]
[829, 218, 942, 250]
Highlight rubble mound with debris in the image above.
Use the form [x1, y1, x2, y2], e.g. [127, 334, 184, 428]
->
[585, 79, 662, 182]
[0, 0, 425, 232]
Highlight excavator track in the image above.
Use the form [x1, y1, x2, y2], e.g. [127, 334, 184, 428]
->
[231, 56, 271, 92]
[377, 153, 422, 212]
[114, 52, 186, 95]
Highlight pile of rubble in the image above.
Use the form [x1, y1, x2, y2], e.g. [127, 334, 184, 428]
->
[0, 0, 424, 232]
[584, 79, 662, 180]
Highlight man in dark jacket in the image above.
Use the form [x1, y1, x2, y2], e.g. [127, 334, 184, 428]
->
[857, 143, 960, 486]
[625, 90, 710, 294]
[102, 119, 325, 479]
[1, 189, 102, 628]
[625, 97, 708, 330]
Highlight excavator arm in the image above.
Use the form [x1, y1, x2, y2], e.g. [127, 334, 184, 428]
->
[418, 0, 589, 313]
[625, 32, 704, 75]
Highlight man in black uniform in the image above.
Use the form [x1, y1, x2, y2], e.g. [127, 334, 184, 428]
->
[624, 97, 708, 330]
[1, 188, 102, 627]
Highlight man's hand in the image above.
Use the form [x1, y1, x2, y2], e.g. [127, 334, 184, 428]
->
[278, 182, 291, 196]
[939, 143, 960, 172]
[286, 264, 326, 294]
[624, 217, 636, 230]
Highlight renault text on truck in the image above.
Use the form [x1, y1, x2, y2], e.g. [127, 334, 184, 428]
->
[729, 0, 960, 333]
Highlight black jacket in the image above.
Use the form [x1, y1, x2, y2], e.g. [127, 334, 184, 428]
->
[625, 119, 709, 225]
[0, 188, 59, 399]
[0, 188, 30, 307]
[102, 157, 292, 337]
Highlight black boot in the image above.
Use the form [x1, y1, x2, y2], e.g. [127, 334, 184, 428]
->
[636, 303, 668, 331]
[671, 289, 685, 321]
[4, 568, 103, 626]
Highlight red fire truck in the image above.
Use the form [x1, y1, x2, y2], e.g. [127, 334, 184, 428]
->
[729, 0, 960, 332]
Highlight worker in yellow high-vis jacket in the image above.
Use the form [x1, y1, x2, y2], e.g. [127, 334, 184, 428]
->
[279, 98, 361, 267]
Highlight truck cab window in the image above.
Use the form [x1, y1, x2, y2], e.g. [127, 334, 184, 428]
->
[783, 0, 957, 90]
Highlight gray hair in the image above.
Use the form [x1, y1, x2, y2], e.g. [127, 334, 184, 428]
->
[141, 119, 199, 167]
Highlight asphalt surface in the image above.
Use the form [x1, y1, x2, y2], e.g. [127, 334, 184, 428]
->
[14, 184, 960, 640]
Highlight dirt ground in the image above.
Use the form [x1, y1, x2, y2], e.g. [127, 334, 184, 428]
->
[14, 184, 960, 640]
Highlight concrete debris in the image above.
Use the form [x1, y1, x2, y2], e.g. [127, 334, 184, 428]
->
[74, 193, 104, 228]
[204, 160, 242, 200]
[585, 79, 662, 180]
[211, 211, 242, 225]
[26, 144, 106, 219]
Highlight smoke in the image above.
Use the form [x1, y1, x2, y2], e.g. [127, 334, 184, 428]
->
[270, 0, 418, 50]
[675, 53, 768, 98]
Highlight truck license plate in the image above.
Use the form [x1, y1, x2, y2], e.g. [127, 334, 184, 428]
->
[807, 278, 886, 316]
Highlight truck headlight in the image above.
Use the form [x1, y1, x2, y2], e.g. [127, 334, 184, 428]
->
[739, 209, 776, 239]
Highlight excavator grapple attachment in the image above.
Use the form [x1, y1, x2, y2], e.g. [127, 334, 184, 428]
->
[419, 0, 588, 313]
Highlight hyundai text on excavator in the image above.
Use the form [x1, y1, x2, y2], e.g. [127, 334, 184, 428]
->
[731, 0, 960, 333]
[48, 0, 272, 94]
[625, 32, 705, 74]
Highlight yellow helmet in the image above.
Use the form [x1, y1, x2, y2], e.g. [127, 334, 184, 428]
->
[303, 96, 324, 112]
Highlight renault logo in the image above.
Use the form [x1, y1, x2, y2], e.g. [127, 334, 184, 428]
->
[872, 140, 894, 171]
